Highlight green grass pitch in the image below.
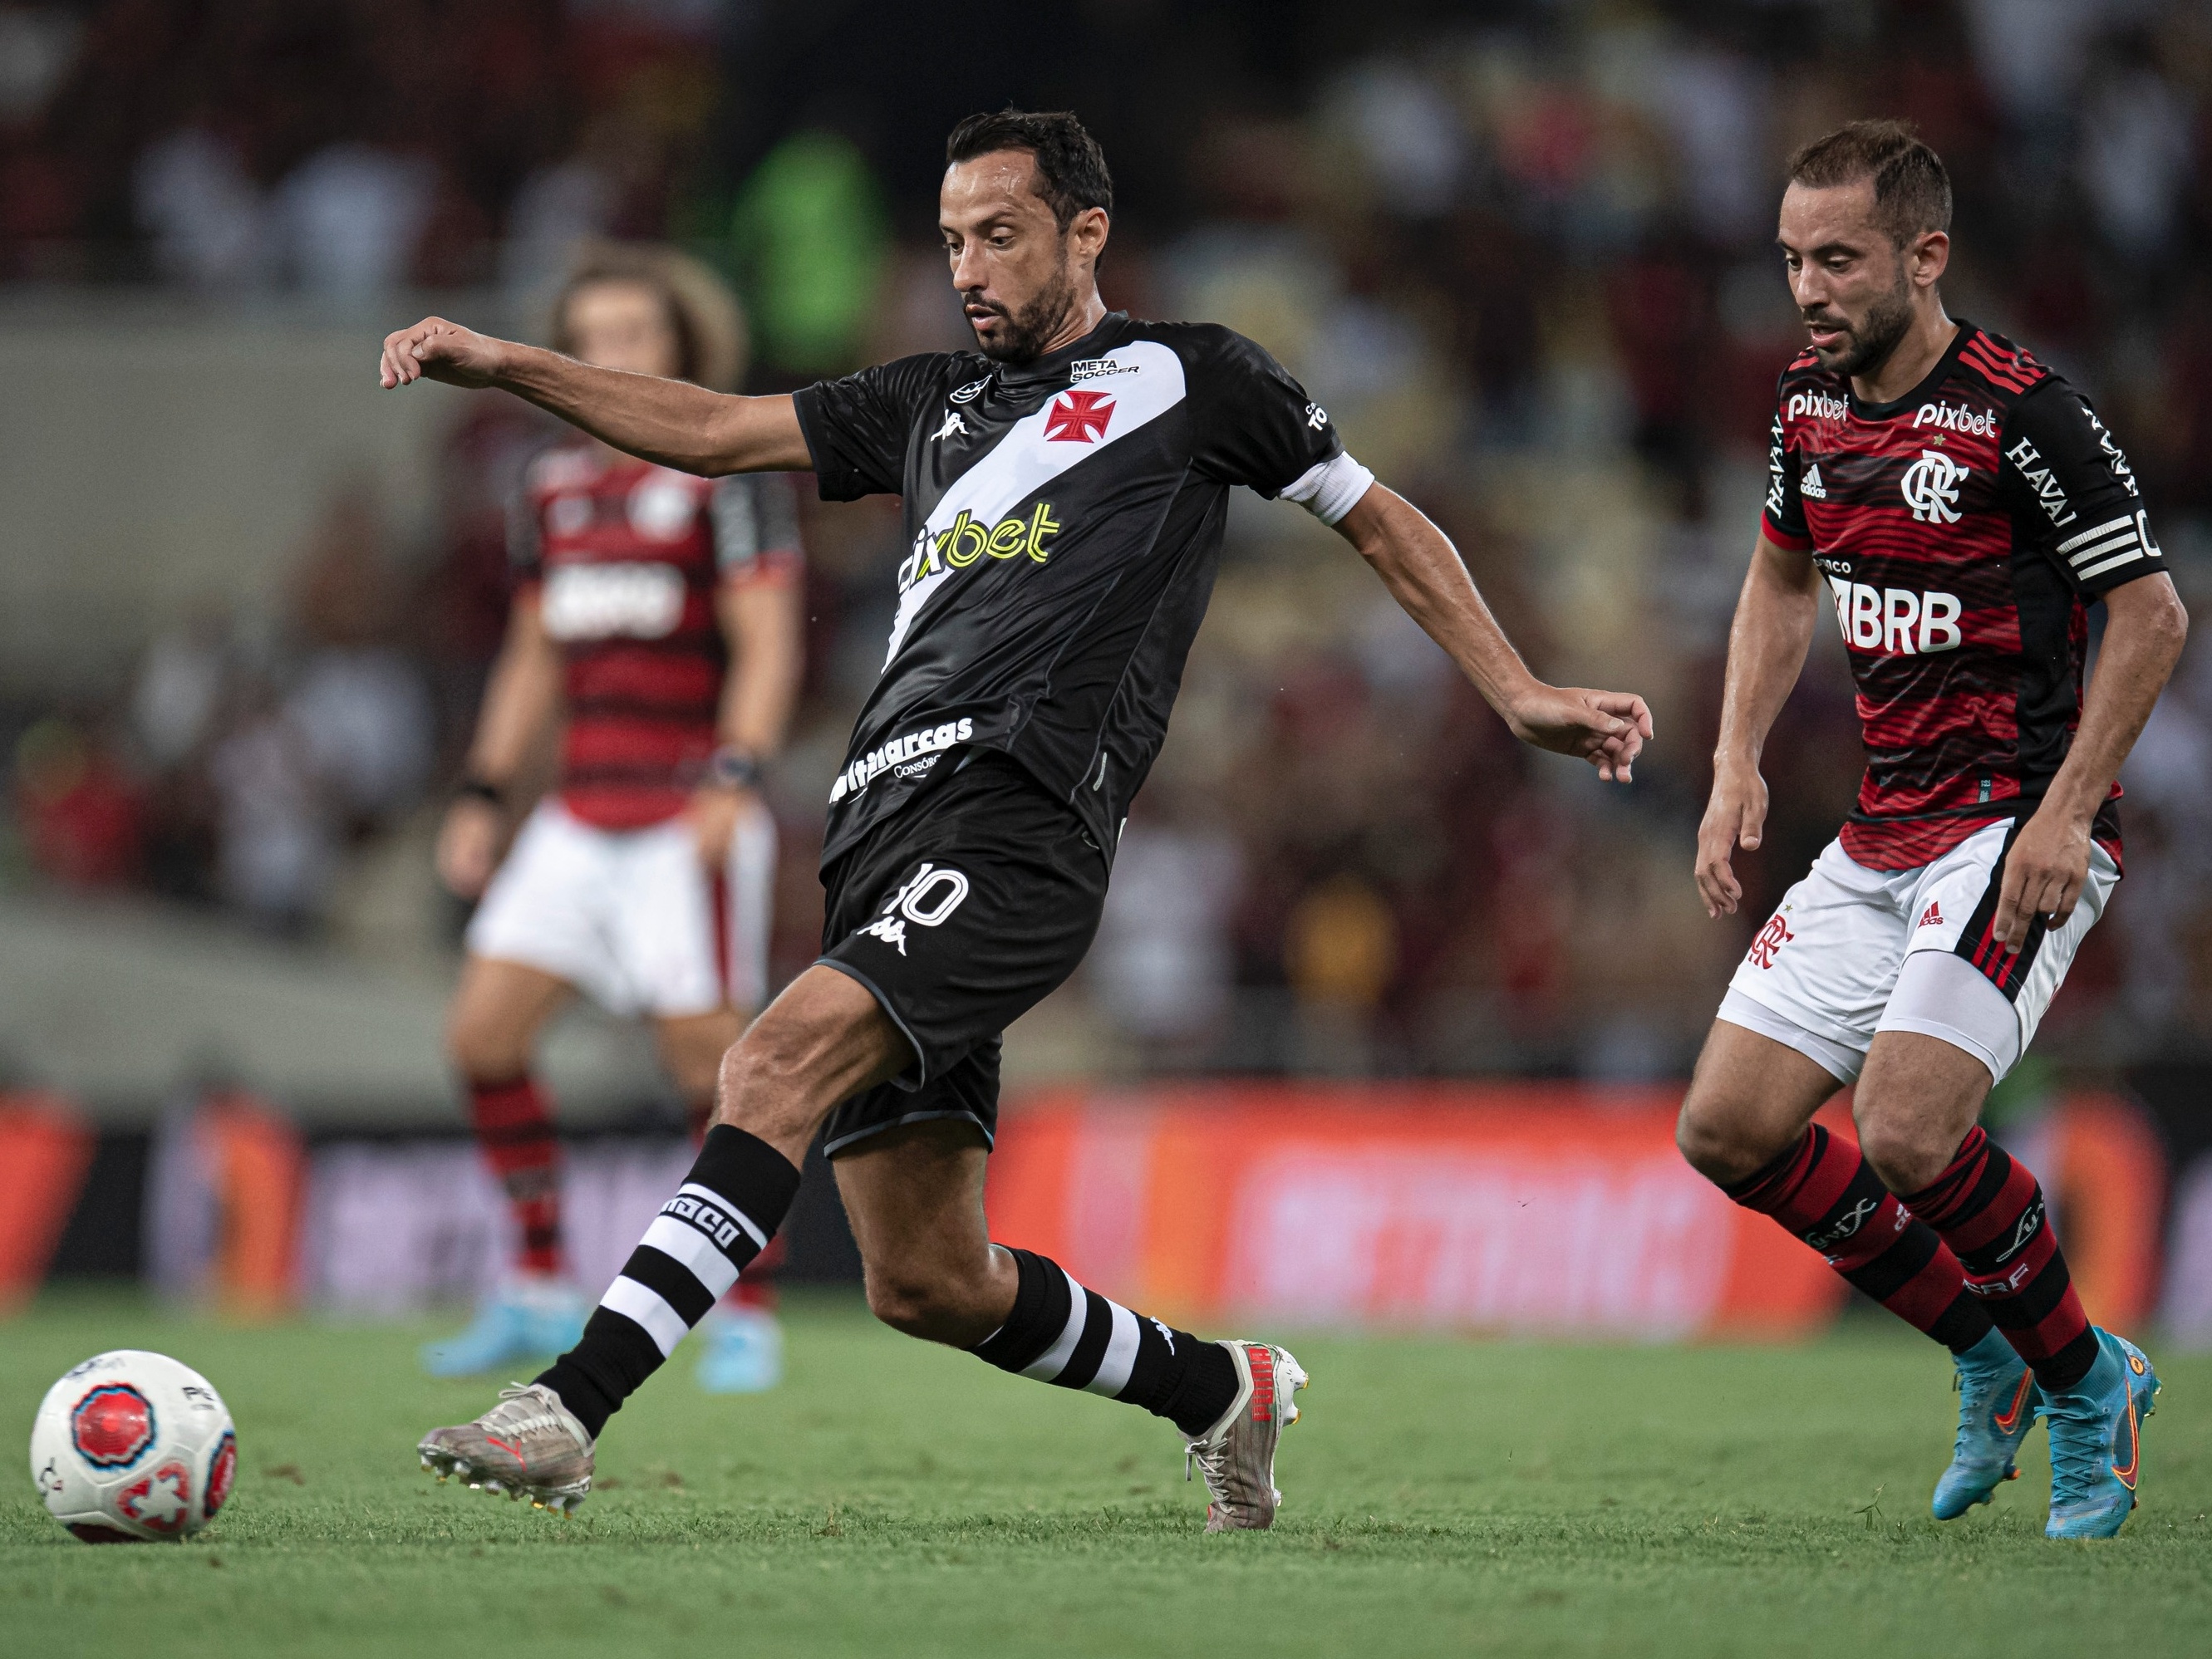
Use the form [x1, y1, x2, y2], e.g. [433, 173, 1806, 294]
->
[3, 1291, 2207, 1657]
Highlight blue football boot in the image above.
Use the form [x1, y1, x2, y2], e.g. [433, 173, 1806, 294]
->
[694, 1306, 784, 1394]
[2043, 1328, 2159, 1540]
[1933, 1328, 2041, 1519]
[420, 1280, 589, 1379]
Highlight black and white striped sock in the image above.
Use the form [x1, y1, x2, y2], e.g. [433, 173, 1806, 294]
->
[535, 1125, 800, 1437]
[971, 1247, 1238, 1437]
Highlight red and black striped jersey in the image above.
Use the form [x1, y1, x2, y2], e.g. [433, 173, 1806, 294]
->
[1762, 321, 2165, 871]
[510, 444, 802, 830]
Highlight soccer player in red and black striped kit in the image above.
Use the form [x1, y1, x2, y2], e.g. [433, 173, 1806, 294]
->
[425, 246, 804, 1393]
[1679, 122, 2185, 1539]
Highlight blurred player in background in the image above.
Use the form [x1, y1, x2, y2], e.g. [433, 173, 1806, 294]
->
[425, 245, 805, 1393]
[1679, 123, 2185, 1539]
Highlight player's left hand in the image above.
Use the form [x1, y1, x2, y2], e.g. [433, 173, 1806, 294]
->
[1505, 686, 1654, 783]
[682, 783, 763, 868]
[1993, 805, 2092, 953]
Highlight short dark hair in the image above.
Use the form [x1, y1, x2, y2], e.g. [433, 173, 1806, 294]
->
[1787, 120, 1953, 247]
[946, 108, 1113, 230]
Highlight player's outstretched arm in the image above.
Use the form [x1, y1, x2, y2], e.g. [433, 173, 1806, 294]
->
[377, 317, 811, 476]
[1696, 534, 1821, 918]
[1334, 483, 1653, 783]
[1992, 572, 2186, 951]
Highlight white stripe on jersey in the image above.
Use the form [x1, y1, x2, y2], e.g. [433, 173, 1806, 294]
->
[2076, 548, 2146, 582]
[883, 341, 1189, 667]
[2067, 531, 2137, 567]
[2057, 514, 2132, 555]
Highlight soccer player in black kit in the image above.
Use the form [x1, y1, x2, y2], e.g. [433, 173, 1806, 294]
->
[385, 110, 1652, 1531]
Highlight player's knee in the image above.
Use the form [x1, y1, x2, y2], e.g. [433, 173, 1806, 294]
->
[863, 1264, 980, 1343]
[1676, 1092, 1766, 1186]
[1852, 1108, 1952, 1197]
[713, 1023, 818, 1142]
[445, 1007, 528, 1082]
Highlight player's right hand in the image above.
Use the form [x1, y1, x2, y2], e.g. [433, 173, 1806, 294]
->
[380, 317, 508, 390]
[1695, 762, 1768, 918]
[437, 798, 504, 900]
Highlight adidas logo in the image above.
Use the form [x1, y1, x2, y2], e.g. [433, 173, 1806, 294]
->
[1916, 900, 1943, 929]
[1802, 463, 1829, 499]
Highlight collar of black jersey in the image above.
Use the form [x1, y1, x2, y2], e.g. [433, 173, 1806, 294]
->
[990, 310, 1134, 390]
[1846, 319, 1974, 421]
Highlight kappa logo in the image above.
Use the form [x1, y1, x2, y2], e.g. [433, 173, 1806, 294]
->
[1747, 911, 1794, 969]
[1914, 400, 1998, 438]
[1901, 449, 1969, 523]
[932, 409, 971, 441]
[1787, 389, 1849, 424]
[1802, 462, 1828, 500]
[1045, 389, 1115, 443]
[1917, 900, 1944, 929]
[857, 862, 971, 955]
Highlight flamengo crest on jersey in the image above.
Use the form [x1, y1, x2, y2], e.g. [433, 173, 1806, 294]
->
[883, 341, 1187, 667]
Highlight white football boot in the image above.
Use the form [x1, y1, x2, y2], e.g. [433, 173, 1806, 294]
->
[417, 1383, 593, 1514]
[1184, 1340, 1308, 1532]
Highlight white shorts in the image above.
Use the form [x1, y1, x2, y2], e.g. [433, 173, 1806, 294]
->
[466, 799, 777, 1018]
[1718, 818, 2119, 1085]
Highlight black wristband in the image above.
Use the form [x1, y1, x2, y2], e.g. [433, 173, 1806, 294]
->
[707, 748, 763, 790]
[456, 777, 505, 807]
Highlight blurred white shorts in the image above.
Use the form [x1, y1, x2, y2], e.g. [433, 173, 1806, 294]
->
[467, 798, 776, 1019]
[1717, 819, 2118, 1085]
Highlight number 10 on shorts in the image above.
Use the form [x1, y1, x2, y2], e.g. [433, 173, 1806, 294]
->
[856, 863, 971, 955]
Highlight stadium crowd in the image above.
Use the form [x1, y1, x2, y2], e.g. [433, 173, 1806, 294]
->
[6, 0, 2212, 1079]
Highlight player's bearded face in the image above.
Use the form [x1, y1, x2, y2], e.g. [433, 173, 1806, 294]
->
[1802, 250, 1915, 379]
[965, 240, 1081, 363]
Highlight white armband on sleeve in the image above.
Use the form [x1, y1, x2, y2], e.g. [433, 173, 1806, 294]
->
[1280, 452, 1375, 526]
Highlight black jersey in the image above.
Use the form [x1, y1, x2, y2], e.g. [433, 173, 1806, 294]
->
[794, 311, 1347, 864]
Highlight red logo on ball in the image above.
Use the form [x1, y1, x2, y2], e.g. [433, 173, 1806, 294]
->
[204, 1431, 237, 1518]
[71, 1384, 155, 1470]
[117, 1460, 193, 1534]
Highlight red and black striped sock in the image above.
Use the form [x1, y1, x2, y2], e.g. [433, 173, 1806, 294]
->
[1901, 1126, 2097, 1391]
[468, 1074, 563, 1276]
[1725, 1123, 1993, 1353]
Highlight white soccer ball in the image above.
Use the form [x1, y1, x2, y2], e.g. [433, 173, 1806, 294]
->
[27, 1350, 237, 1543]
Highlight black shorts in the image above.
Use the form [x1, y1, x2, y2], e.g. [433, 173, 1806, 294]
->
[815, 753, 1108, 1157]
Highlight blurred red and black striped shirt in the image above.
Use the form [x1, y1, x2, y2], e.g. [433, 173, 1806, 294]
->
[1762, 322, 2165, 871]
[511, 444, 803, 830]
